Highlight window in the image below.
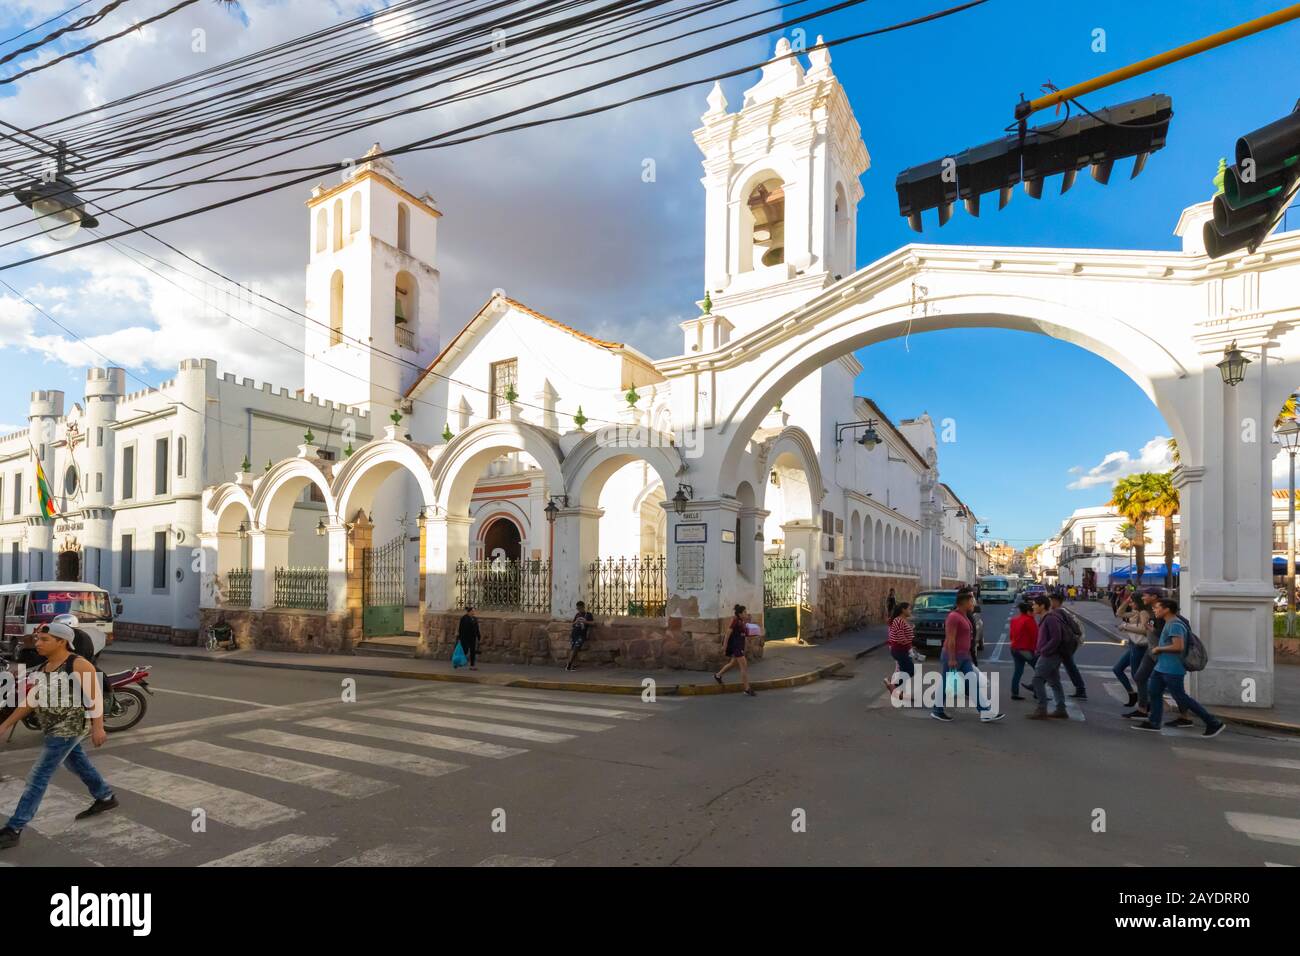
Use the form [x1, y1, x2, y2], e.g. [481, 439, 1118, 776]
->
[177, 436, 186, 478]
[155, 437, 169, 495]
[397, 203, 410, 253]
[489, 359, 518, 418]
[332, 198, 343, 251]
[349, 191, 362, 234]
[10, 542, 18, 583]
[64, 465, 77, 496]
[1082, 527, 1096, 549]
[153, 531, 168, 590]
[329, 270, 344, 346]
[822, 509, 835, 553]
[1275, 521, 1289, 551]
[0, 476, 4, 518]
[395, 272, 415, 327]
[315, 208, 327, 253]
[121, 447, 135, 500]
[96, 426, 103, 447]
[12, 473, 20, 515]
[38, 443, 45, 460]
[95, 473, 103, 493]
[120, 534, 134, 589]
[309, 450, 336, 503]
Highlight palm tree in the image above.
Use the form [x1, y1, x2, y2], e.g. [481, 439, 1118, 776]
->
[1110, 474, 1160, 585]
[1149, 471, 1180, 589]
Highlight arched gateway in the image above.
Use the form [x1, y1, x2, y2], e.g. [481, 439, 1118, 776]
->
[659, 222, 1300, 707]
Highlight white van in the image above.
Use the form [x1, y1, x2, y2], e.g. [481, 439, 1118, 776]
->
[977, 575, 1015, 604]
[0, 582, 120, 658]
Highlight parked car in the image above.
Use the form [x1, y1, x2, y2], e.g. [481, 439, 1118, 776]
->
[1022, 583, 1047, 602]
[909, 589, 985, 659]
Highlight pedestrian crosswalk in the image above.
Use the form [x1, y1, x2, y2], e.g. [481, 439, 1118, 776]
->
[0, 684, 671, 867]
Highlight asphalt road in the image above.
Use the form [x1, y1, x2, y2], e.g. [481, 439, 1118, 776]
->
[0, 634, 1297, 867]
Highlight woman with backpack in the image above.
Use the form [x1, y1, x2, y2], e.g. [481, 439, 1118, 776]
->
[1131, 598, 1225, 738]
[0, 622, 117, 850]
[1112, 596, 1150, 708]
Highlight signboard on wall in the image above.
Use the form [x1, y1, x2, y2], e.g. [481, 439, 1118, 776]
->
[674, 523, 707, 543]
[720, 529, 735, 544]
[676, 544, 705, 590]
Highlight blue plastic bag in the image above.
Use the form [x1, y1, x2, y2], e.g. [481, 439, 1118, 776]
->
[451, 641, 468, 669]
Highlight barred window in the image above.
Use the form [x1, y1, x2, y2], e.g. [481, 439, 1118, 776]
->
[489, 359, 517, 418]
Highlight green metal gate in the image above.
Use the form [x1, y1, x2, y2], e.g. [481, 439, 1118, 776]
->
[763, 556, 807, 641]
[363, 533, 405, 636]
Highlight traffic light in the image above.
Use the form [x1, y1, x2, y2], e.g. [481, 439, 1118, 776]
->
[1206, 102, 1300, 259]
[896, 95, 1173, 232]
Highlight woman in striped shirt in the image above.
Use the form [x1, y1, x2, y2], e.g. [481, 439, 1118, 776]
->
[884, 602, 914, 694]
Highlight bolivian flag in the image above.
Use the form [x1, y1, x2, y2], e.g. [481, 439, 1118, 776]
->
[34, 455, 58, 520]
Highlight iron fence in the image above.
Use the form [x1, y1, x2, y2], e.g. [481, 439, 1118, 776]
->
[763, 555, 807, 608]
[455, 558, 551, 613]
[225, 568, 251, 607]
[586, 555, 666, 617]
[273, 566, 328, 610]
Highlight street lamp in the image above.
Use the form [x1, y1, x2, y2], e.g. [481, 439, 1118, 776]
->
[12, 142, 98, 240]
[543, 495, 568, 523]
[672, 484, 693, 515]
[316, 518, 327, 536]
[1216, 340, 1250, 387]
[1277, 418, 1300, 635]
[835, 419, 882, 449]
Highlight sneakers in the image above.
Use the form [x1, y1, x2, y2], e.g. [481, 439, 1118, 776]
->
[743, 688, 757, 697]
[1010, 694, 1025, 701]
[0, 826, 18, 849]
[1121, 709, 1148, 720]
[1048, 709, 1069, 719]
[75, 795, 119, 820]
[1203, 721, 1227, 738]
[1168, 717, 1195, 729]
[1069, 691, 1088, 700]
[1131, 721, 1162, 732]
[980, 713, 1005, 723]
[1125, 692, 1139, 707]
[930, 711, 953, 722]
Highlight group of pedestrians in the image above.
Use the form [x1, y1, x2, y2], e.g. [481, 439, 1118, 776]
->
[1112, 588, 1224, 737]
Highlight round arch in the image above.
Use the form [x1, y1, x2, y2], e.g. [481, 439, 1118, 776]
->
[432, 420, 564, 516]
[757, 426, 823, 519]
[332, 438, 437, 526]
[561, 429, 680, 511]
[252, 457, 337, 530]
[207, 483, 254, 534]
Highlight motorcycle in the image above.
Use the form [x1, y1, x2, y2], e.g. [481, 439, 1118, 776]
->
[1, 657, 152, 737]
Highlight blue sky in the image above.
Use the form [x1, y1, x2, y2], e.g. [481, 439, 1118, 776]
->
[0, 0, 1296, 548]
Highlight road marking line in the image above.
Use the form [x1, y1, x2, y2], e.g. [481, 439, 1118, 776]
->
[94, 755, 301, 829]
[475, 854, 555, 867]
[335, 844, 441, 867]
[365, 708, 576, 744]
[1265, 862, 1295, 867]
[1104, 681, 1132, 704]
[155, 740, 395, 799]
[1224, 812, 1300, 848]
[299, 717, 526, 759]
[1196, 776, 1300, 799]
[146, 687, 278, 708]
[445, 694, 647, 720]
[200, 834, 335, 867]
[1172, 748, 1300, 771]
[229, 729, 466, 778]
[396, 699, 615, 732]
[429, 686, 681, 708]
[0, 778, 186, 863]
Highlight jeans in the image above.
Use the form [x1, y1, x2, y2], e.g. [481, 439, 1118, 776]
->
[889, 646, 915, 683]
[1147, 670, 1219, 728]
[932, 654, 988, 714]
[461, 637, 478, 667]
[1112, 642, 1142, 694]
[1032, 654, 1066, 712]
[5, 734, 113, 832]
[1010, 649, 1036, 695]
[1062, 653, 1086, 695]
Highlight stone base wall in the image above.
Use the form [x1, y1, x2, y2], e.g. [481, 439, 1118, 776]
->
[419, 612, 763, 670]
[198, 607, 356, 654]
[115, 620, 198, 647]
[815, 573, 921, 637]
[1277, 636, 1300, 665]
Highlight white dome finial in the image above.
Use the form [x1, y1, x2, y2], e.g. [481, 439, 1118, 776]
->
[773, 36, 792, 58]
[704, 80, 728, 118]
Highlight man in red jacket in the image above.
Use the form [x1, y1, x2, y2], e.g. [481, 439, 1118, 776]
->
[1008, 600, 1038, 701]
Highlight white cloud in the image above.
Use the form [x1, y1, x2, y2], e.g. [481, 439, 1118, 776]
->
[1067, 436, 1173, 490]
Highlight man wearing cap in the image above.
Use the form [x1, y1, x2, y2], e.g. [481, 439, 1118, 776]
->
[1123, 588, 1192, 726]
[0, 621, 117, 850]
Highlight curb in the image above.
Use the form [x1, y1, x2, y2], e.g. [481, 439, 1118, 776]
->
[102, 645, 853, 697]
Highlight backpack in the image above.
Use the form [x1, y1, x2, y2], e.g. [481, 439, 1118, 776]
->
[1176, 615, 1207, 672]
[1056, 609, 1082, 656]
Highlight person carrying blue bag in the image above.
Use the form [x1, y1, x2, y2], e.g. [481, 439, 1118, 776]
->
[454, 606, 479, 670]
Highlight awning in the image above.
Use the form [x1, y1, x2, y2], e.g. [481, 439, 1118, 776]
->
[1109, 563, 1180, 582]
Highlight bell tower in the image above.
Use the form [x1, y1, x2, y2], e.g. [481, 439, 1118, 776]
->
[303, 145, 441, 414]
[693, 37, 870, 335]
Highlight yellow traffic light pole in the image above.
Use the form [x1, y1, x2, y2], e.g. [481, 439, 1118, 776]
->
[1015, 2, 1300, 120]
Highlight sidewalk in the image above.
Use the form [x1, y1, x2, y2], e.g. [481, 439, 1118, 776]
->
[100, 626, 889, 697]
[1069, 597, 1300, 735]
